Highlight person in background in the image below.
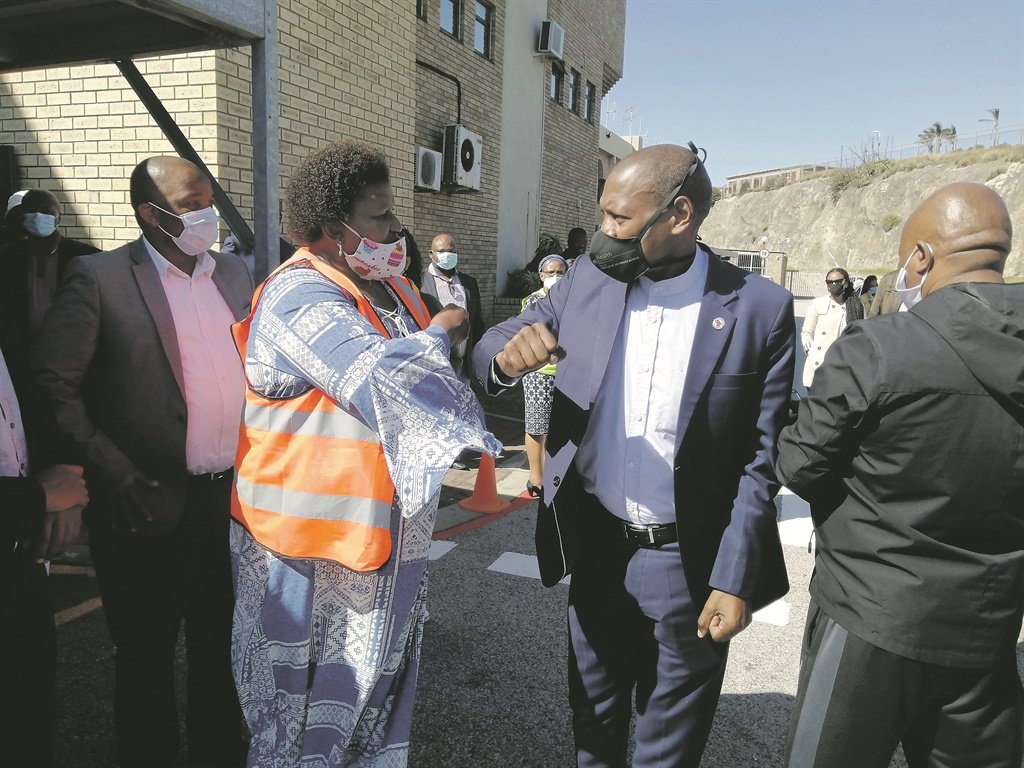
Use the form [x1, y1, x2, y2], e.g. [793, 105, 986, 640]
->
[520, 253, 566, 497]
[0, 189, 99, 345]
[867, 268, 902, 316]
[32, 156, 252, 768]
[562, 227, 589, 267]
[230, 139, 498, 766]
[419, 232, 485, 381]
[1, 297, 89, 768]
[220, 231, 295, 279]
[858, 274, 878, 316]
[779, 183, 1023, 768]
[800, 267, 863, 388]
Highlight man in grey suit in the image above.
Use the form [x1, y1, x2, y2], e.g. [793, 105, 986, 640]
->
[33, 156, 253, 768]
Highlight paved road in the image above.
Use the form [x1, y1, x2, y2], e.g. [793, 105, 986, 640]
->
[45, 301, 1023, 766]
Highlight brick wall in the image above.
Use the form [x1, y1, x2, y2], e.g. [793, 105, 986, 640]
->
[0, 52, 220, 250]
[0, 0, 419, 253]
[538, 0, 624, 247]
[413, 0, 506, 320]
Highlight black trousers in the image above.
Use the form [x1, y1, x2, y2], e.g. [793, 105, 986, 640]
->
[0, 555, 55, 768]
[786, 598, 1024, 768]
[567, 501, 729, 768]
[89, 474, 243, 768]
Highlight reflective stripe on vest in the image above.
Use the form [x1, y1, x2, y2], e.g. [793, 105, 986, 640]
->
[231, 249, 431, 570]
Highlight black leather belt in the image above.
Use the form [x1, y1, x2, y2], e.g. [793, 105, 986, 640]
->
[189, 469, 232, 482]
[621, 520, 678, 548]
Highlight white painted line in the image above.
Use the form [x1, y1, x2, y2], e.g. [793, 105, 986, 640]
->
[753, 599, 791, 626]
[487, 552, 570, 585]
[54, 597, 103, 626]
[777, 493, 815, 549]
[429, 540, 458, 560]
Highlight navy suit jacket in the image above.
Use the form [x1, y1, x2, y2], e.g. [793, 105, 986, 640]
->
[473, 250, 796, 610]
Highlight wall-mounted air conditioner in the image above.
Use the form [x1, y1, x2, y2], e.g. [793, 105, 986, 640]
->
[443, 124, 482, 191]
[536, 20, 565, 60]
[415, 146, 443, 191]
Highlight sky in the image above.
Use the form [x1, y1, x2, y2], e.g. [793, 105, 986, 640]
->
[602, 0, 1024, 185]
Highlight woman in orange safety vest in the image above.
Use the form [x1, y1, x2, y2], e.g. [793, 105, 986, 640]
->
[229, 139, 499, 767]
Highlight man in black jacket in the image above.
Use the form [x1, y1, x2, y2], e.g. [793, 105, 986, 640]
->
[778, 182, 1023, 768]
[1, 300, 89, 767]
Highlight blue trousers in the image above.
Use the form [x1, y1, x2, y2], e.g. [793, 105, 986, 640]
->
[567, 503, 729, 768]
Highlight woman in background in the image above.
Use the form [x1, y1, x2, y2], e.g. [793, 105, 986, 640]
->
[520, 254, 567, 497]
[801, 267, 863, 388]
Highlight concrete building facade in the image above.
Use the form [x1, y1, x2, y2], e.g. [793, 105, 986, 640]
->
[0, 0, 625, 321]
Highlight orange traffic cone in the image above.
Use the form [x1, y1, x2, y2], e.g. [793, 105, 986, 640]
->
[458, 453, 511, 514]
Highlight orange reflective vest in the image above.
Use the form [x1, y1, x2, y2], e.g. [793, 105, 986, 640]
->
[230, 250, 432, 570]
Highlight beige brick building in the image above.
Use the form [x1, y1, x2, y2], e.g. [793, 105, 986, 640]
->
[0, 0, 625, 320]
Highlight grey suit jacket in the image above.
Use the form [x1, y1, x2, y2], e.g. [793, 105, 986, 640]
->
[31, 238, 253, 532]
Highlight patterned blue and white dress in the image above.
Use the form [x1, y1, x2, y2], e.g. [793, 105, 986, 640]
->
[231, 262, 499, 767]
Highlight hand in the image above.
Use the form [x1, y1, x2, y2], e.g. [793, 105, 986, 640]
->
[113, 471, 160, 534]
[495, 322, 562, 378]
[33, 505, 83, 562]
[697, 590, 751, 643]
[35, 464, 89, 512]
[430, 305, 470, 347]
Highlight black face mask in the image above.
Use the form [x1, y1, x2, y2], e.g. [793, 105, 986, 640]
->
[827, 282, 846, 297]
[590, 141, 706, 283]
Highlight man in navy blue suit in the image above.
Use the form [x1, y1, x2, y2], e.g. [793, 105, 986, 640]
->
[474, 143, 796, 767]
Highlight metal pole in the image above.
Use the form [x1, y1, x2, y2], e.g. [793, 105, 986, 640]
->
[114, 58, 254, 250]
[251, 0, 280, 281]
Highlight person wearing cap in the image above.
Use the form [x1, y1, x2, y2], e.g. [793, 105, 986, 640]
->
[521, 253, 567, 497]
[474, 143, 796, 766]
[31, 156, 253, 767]
[0, 189, 99, 346]
[419, 232, 485, 381]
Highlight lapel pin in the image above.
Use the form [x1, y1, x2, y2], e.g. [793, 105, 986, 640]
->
[712, 316, 725, 330]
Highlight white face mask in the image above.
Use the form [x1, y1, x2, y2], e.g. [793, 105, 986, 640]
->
[151, 203, 219, 256]
[542, 274, 562, 289]
[341, 222, 408, 281]
[434, 250, 458, 271]
[23, 212, 58, 239]
[894, 254, 930, 310]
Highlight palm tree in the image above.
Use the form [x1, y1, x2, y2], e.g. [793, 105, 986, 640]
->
[917, 122, 944, 154]
[980, 107, 1000, 146]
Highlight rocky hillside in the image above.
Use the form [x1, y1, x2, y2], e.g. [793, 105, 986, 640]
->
[701, 151, 1023, 291]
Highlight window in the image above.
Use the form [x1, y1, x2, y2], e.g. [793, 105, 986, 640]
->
[568, 69, 580, 113]
[440, 0, 460, 37]
[417, 0, 426, 19]
[472, 2, 492, 57]
[548, 63, 563, 103]
[583, 81, 596, 123]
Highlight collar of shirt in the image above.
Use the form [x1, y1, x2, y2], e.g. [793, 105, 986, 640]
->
[142, 236, 216, 280]
[635, 244, 709, 300]
[428, 262, 461, 285]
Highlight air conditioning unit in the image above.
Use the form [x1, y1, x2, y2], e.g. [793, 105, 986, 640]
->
[414, 146, 442, 191]
[536, 19, 565, 60]
[442, 124, 482, 191]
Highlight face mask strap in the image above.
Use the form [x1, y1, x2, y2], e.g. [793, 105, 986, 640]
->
[634, 141, 706, 243]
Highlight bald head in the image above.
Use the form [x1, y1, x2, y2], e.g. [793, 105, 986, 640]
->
[899, 182, 1012, 296]
[609, 144, 713, 226]
[431, 233, 455, 253]
[130, 156, 209, 224]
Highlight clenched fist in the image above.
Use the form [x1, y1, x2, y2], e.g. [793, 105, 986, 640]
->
[495, 322, 563, 378]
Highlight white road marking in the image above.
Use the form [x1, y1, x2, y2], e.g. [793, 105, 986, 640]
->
[54, 597, 103, 626]
[488, 552, 570, 585]
[753, 599, 791, 626]
[778, 491, 815, 549]
[429, 540, 458, 560]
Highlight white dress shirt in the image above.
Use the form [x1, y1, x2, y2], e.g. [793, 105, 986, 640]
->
[575, 247, 709, 524]
[0, 347, 29, 478]
[143, 238, 244, 474]
[428, 263, 468, 357]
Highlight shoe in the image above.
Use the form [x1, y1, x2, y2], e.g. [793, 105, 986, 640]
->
[526, 483, 542, 498]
